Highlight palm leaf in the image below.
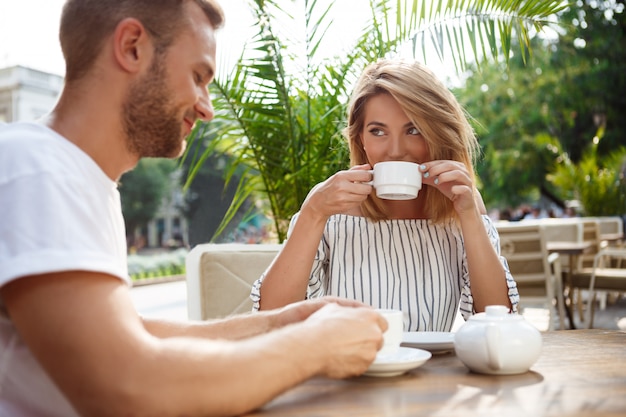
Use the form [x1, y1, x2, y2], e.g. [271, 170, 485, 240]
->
[183, 0, 568, 241]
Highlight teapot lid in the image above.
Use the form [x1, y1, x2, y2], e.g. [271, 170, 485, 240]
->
[468, 305, 523, 322]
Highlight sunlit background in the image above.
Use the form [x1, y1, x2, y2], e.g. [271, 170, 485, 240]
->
[0, 0, 452, 79]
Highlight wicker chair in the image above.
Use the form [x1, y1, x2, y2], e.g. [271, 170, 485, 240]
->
[570, 247, 626, 328]
[185, 243, 282, 320]
[497, 223, 566, 330]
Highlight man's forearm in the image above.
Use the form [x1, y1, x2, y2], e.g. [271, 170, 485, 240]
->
[142, 311, 279, 340]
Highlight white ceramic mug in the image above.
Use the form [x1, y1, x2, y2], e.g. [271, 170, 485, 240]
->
[376, 308, 404, 357]
[368, 161, 422, 200]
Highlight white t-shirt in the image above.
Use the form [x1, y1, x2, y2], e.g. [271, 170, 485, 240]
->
[251, 213, 519, 331]
[0, 122, 130, 417]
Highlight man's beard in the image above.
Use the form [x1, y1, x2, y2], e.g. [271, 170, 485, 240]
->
[122, 54, 186, 159]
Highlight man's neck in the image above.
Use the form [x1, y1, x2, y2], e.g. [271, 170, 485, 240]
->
[44, 86, 139, 181]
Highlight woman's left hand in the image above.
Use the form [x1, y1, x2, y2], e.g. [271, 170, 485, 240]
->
[419, 161, 480, 216]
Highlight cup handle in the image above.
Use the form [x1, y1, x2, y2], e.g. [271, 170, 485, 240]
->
[364, 170, 374, 186]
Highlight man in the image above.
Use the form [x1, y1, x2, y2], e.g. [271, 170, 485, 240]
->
[0, 1, 386, 416]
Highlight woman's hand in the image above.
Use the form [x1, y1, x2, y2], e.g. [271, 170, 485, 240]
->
[300, 164, 373, 220]
[258, 168, 374, 312]
[419, 161, 480, 216]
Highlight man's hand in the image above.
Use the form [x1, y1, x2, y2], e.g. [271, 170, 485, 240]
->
[303, 303, 386, 378]
[272, 296, 374, 327]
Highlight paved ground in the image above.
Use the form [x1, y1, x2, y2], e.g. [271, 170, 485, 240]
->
[560, 294, 626, 330]
[131, 279, 188, 321]
[130, 280, 626, 331]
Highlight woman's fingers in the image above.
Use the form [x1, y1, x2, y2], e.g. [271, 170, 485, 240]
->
[420, 161, 477, 212]
[303, 167, 374, 216]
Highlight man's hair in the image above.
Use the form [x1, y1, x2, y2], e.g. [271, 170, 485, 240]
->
[59, 0, 224, 81]
[343, 59, 479, 223]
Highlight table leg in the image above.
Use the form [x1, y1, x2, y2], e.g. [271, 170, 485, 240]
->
[563, 257, 577, 329]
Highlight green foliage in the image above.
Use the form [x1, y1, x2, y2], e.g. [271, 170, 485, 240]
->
[119, 158, 178, 240]
[459, 36, 566, 208]
[550, 140, 626, 216]
[550, 0, 626, 162]
[458, 0, 626, 213]
[478, 133, 563, 207]
[184, 0, 566, 241]
[127, 248, 187, 281]
[178, 125, 262, 245]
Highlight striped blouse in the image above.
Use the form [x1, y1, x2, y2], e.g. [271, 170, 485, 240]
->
[251, 214, 519, 331]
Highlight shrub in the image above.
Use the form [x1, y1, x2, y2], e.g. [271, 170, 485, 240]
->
[127, 248, 188, 281]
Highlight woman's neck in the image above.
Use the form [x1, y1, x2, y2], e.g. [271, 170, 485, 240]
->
[382, 192, 429, 219]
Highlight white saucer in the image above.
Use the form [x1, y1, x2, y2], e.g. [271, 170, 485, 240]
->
[363, 347, 432, 377]
[401, 331, 455, 353]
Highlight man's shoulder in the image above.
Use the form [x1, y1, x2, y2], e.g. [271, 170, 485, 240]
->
[0, 122, 81, 178]
[0, 121, 48, 134]
[0, 122, 58, 152]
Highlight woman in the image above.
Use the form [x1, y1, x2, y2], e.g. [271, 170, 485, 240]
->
[251, 59, 519, 331]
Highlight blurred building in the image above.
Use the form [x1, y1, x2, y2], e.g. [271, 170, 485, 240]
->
[146, 169, 189, 249]
[0, 65, 63, 122]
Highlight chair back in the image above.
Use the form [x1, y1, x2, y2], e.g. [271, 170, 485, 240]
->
[496, 223, 563, 330]
[579, 219, 602, 269]
[541, 220, 582, 271]
[541, 220, 581, 242]
[596, 216, 624, 237]
[185, 243, 282, 320]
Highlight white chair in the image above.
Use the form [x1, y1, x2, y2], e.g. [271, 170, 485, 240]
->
[541, 219, 583, 273]
[570, 247, 626, 328]
[185, 243, 282, 320]
[596, 216, 624, 248]
[497, 223, 566, 330]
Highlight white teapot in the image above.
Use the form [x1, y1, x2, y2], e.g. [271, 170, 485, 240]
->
[454, 305, 542, 375]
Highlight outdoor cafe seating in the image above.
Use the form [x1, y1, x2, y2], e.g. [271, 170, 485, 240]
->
[495, 222, 565, 330]
[495, 215, 624, 329]
[569, 246, 626, 327]
[184, 230, 626, 417]
[185, 243, 281, 320]
[186, 216, 624, 326]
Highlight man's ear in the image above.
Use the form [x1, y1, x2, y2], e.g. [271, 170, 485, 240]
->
[113, 18, 153, 73]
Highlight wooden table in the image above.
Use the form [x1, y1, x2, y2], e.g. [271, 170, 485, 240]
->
[546, 241, 593, 329]
[546, 241, 593, 268]
[245, 330, 626, 417]
[601, 232, 624, 246]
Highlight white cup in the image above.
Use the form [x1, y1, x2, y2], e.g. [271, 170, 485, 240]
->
[376, 308, 404, 357]
[368, 161, 422, 200]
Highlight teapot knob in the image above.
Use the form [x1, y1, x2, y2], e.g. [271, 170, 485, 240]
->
[485, 305, 509, 316]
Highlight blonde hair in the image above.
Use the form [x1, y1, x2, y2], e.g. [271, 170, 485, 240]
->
[343, 59, 479, 223]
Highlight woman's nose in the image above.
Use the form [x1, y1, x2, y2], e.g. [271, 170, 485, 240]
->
[387, 136, 407, 159]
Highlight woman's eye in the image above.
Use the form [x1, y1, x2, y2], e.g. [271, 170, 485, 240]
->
[408, 127, 421, 135]
[194, 72, 204, 85]
[369, 128, 384, 137]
